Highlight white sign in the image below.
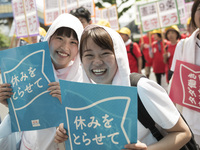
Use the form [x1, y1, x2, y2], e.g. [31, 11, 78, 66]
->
[12, 0, 39, 38]
[139, 0, 180, 32]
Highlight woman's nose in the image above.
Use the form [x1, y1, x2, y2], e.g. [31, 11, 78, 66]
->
[93, 57, 103, 66]
[61, 41, 69, 50]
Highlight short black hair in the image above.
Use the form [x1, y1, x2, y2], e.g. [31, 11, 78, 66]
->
[165, 29, 180, 41]
[70, 6, 91, 23]
[52, 27, 78, 41]
[156, 33, 162, 38]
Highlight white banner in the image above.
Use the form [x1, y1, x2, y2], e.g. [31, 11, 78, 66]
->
[139, 0, 180, 32]
[12, 0, 39, 38]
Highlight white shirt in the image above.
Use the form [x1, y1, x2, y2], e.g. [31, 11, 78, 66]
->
[82, 25, 180, 146]
[171, 28, 200, 135]
[137, 78, 179, 145]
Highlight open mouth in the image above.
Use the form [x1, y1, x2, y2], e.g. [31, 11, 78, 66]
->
[57, 51, 69, 57]
[92, 69, 106, 75]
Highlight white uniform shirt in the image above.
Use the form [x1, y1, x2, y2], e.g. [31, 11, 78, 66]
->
[137, 78, 179, 145]
[81, 25, 180, 146]
[171, 28, 200, 136]
[20, 13, 84, 150]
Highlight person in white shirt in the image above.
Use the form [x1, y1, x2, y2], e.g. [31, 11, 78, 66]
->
[0, 13, 84, 150]
[170, 0, 200, 146]
[55, 24, 191, 150]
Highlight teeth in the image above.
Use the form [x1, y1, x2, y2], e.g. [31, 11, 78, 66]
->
[58, 51, 69, 57]
[92, 69, 106, 75]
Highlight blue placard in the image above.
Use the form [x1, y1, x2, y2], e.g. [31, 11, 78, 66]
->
[60, 80, 138, 150]
[0, 42, 62, 133]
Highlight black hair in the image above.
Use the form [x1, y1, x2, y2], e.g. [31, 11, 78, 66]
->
[80, 26, 114, 61]
[165, 29, 180, 40]
[52, 27, 78, 41]
[156, 33, 162, 38]
[70, 6, 91, 23]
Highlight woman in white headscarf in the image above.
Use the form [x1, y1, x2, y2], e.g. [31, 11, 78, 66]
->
[55, 25, 191, 149]
[0, 13, 84, 150]
[20, 13, 84, 150]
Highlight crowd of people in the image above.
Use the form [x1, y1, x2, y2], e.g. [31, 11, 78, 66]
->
[0, 0, 200, 149]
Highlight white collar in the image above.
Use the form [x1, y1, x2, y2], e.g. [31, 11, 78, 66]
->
[125, 39, 132, 46]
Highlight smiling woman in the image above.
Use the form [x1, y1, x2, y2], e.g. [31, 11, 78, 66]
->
[80, 27, 118, 84]
[0, 13, 84, 150]
[55, 24, 192, 150]
[49, 27, 79, 70]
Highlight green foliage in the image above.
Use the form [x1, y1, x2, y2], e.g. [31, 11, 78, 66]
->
[95, 0, 134, 18]
[95, 2, 104, 8]
[0, 32, 10, 48]
[118, 5, 133, 18]
[184, 0, 194, 2]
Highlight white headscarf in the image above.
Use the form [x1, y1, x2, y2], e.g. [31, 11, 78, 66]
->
[81, 25, 131, 86]
[44, 13, 84, 82]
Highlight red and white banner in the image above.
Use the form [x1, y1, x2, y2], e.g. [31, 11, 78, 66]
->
[138, 0, 180, 32]
[44, 0, 95, 26]
[95, 5, 119, 30]
[12, 0, 39, 38]
[78, 0, 95, 17]
[169, 60, 200, 112]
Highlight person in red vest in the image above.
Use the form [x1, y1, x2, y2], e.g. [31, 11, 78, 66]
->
[163, 25, 180, 83]
[181, 17, 196, 39]
[151, 29, 168, 85]
[139, 31, 154, 78]
[118, 27, 142, 73]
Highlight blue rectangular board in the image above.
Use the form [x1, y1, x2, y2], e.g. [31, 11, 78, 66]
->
[60, 80, 138, 150]
[0, 42, 63, 133]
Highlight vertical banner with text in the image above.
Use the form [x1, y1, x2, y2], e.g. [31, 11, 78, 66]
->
[12, 0, 39, 38]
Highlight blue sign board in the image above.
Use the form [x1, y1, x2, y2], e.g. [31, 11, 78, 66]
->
[60, 80, 138, 150]
[0, 42, 62, 133]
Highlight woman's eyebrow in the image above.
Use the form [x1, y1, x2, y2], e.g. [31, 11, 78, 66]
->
[83, 49, 92, 52]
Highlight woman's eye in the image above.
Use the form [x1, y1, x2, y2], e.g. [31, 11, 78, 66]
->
[102, 52, 112, 56]
[56, 37, 63, 40]
[84, 53, 93, 58]
[71, 41, 78, 45]
[85, 54, 93, 57]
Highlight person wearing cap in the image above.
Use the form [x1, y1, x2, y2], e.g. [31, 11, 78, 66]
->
[96, 19, 111, 28]
[70, 6, 92, 28]
[186, 17, 196, 37]
[17, 27, 47, 46]
[163, 25, 180, 83]
[181, 17, 196, 39]
[151, 29, 168, 85]
[139, 31, 154, 78]
[119, 27, 142, 73]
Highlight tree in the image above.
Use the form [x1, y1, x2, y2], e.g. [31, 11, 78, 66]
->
[0, 31, 10, 48]
[185, 0, 194, 2]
